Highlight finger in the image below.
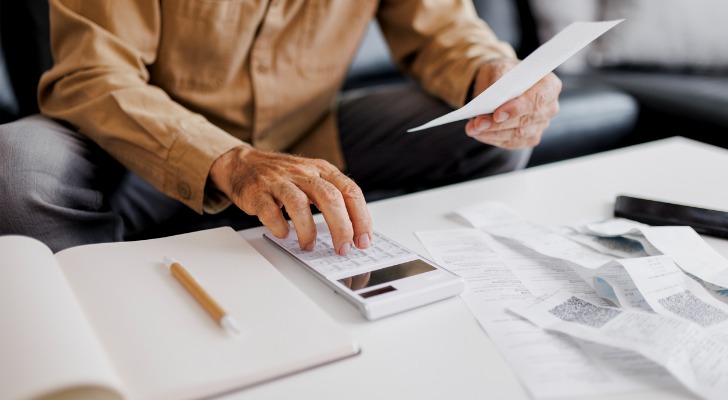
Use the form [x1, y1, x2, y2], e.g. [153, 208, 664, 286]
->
[340, 277, 353, 289]
[350, 272, 371, 290]
[473, 122, 546, 148]
[468, 94, 555, 136]
[472, 114, 533, 140]
[271, 180, 317, 251]
[298, 175, 354, 255]
[493, 72, 561, 124]
[466, 115, 495, 137]
[471, 116, 547, 143]
[315, 160, 373, 251]
[469, 105, 556, 134]
[244, 190, 290, 239]
[484, 122, 549, 149]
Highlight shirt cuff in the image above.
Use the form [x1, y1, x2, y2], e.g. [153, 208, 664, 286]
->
[164, 115, 248, 213]
[202, 184, 233, 214]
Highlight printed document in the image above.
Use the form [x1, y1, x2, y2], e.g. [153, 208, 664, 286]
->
[415, 229, 674, 399]
[614, 256, 728, 343]
[571, 219, 728, 294]
[455, 202, 614, 270]
[420, 201, 728, 399]
[510, 291, 728, 400]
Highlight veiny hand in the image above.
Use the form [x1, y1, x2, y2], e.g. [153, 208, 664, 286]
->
[209, 146, 373, 255]
[465, 58, 562, 149]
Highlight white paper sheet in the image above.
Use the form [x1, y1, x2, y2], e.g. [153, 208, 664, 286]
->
[455, 202, 614, 270]
[407, 20, 623, 132]
[641, 226, 728, 289]
[579, 218, 647, 237]
[415, 229, 674, 399]
[559, 226, 652, 259]
[593, 267, 652, 311]
[571, 220, 728, 290]
[616, 256, 728, 343]
[571, 218, 663, 256]
[510, 291, 728, 400]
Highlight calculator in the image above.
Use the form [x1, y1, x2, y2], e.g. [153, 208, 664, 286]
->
[264, 223, 464, 320]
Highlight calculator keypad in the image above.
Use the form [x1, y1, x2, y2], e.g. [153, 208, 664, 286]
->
[273, 231, 413, 277]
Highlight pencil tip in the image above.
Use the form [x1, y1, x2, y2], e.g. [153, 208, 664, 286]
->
[162, 256, 176, 269]
[221, 315, 241, 335]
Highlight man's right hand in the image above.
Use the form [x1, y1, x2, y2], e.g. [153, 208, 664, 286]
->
[209, 145, 372, 255]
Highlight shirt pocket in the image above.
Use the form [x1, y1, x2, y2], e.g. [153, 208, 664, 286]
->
[296, 1, 375, 80]
[156, 0, 244, 90]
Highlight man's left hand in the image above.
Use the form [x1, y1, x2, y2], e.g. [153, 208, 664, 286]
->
[465, 58, 562, 150]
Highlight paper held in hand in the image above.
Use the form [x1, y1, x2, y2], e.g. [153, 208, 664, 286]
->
[407, 20, 624, 132]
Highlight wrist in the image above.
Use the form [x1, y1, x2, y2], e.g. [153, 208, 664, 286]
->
[209, 144, 252, 196]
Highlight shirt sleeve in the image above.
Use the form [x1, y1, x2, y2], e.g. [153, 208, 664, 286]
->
[38, 0, 246, 213]
[376, 0, 518, 108]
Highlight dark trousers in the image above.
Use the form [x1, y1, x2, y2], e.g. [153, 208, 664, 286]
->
[0, 86, 529, 252]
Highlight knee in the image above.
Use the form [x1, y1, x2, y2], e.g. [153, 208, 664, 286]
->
[0, 115, 90, 223]
[448, 145, 533, 183]
[1, 117, 37, 190]
[477, 146, 532, 176]
[0, 115, 67, 167]
[498, 147, 532, 172]
[1, 115, 63, 180]
[1, 117, 49, 211]
[439, 120, 534, 173]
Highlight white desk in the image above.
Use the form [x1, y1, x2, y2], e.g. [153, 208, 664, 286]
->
[230, 137, 728, 400]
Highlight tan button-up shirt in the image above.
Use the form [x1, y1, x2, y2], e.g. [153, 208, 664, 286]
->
[39, 0, 516, 213]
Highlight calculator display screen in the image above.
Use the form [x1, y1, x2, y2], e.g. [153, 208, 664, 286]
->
[338, 259, 435, 291]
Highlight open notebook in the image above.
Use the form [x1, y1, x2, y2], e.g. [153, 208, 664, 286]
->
[0, 227, 359, 400]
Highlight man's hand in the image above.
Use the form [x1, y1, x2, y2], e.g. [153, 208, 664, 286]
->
[465, 58, 562, 149]
[209, 146, 372, 255]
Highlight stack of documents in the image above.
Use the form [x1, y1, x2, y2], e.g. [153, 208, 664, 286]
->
[417, 202, 728, 400]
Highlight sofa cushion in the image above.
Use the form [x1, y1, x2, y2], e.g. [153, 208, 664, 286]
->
[0, 0, 53, 122]
[587, 71, 728, 130]
[595, 0, 728, 72]
[531, 0, 728, 73]
[528, 0, 600, 73]
[0, 37, 18, 120]
[472, 0, 521, 50]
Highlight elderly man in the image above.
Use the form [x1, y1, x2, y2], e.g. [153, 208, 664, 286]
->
[0, 0, 560, 254]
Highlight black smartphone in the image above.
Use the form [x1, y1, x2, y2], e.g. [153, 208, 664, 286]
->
[613, 195, 728, 239]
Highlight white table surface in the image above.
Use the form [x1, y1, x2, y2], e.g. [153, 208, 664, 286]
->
[227, 137, 728, 400]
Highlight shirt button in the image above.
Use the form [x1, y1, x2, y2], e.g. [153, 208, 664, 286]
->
[178, 182, 191, 200]
[257, 60, 270, 73]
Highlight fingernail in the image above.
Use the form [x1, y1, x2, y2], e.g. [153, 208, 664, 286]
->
[304, 240, 316, 252]
[495, 112, 510, 123]
[477, 120, 491, 131]
[357, 233, 371, 249]
[338, 242, 352, 256]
